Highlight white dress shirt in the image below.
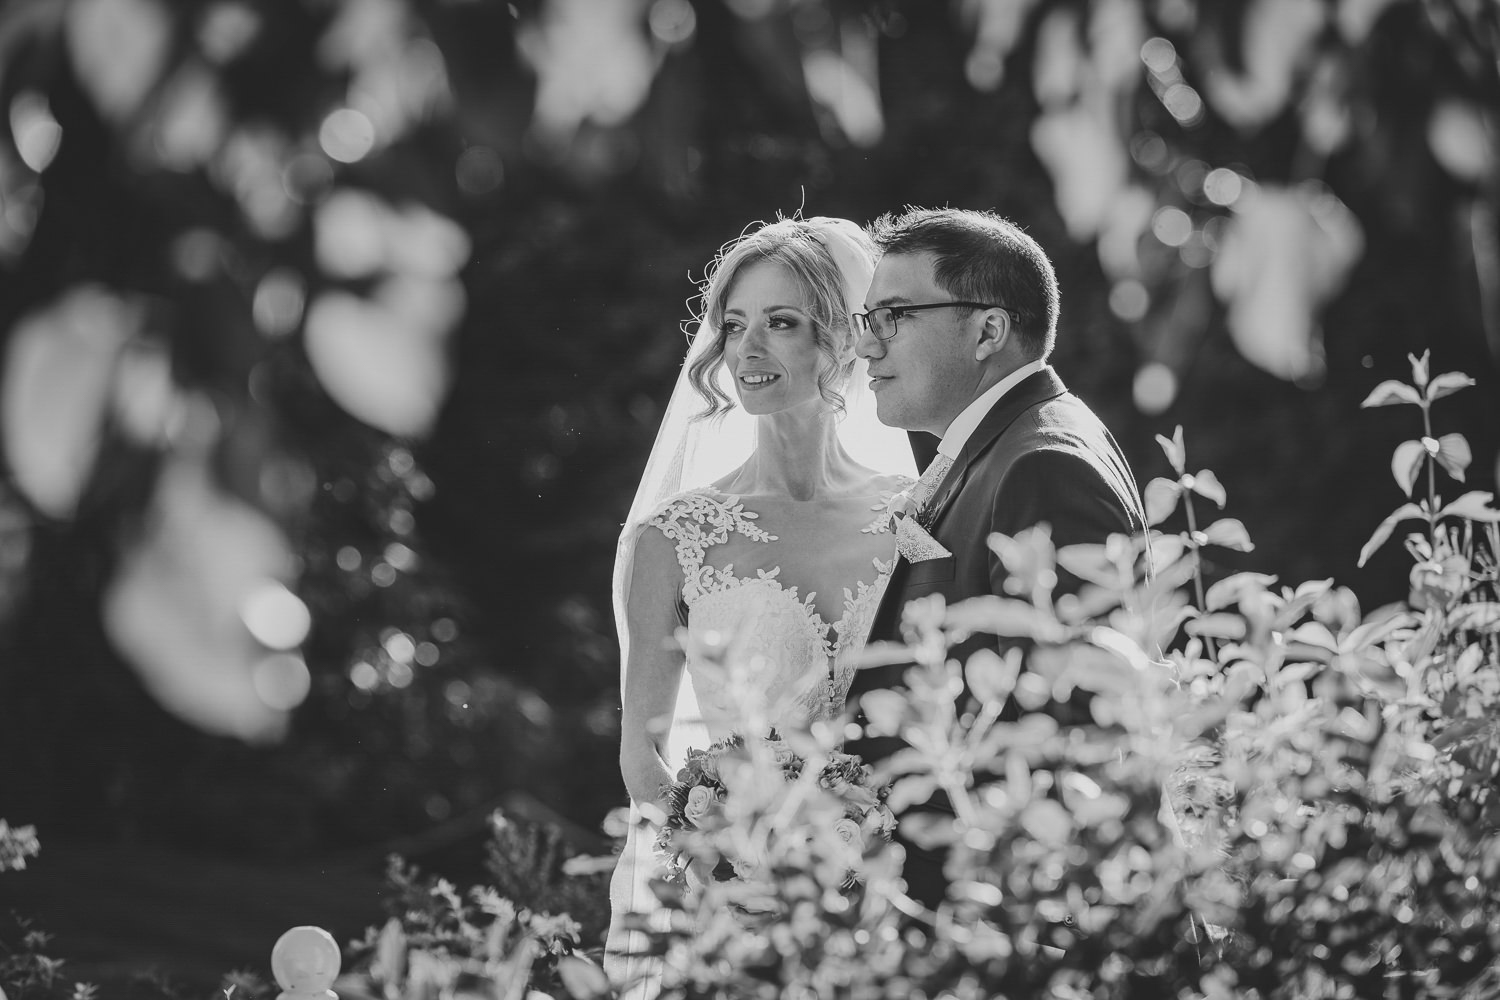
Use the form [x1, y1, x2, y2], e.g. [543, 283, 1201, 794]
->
[935, 359, 1048, 460]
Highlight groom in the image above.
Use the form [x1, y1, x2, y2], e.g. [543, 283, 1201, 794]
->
[844, 207, 1148, 907]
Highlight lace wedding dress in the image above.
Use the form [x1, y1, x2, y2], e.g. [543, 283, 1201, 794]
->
[653, 485, 904, 735]
[605, 477, 908, 997]
[603, 216, 917, 997]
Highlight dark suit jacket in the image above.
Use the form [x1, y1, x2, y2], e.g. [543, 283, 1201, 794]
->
[846, 366, 1147, 906]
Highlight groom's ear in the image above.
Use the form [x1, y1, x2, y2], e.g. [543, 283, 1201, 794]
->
[973, 307, 1011, 362]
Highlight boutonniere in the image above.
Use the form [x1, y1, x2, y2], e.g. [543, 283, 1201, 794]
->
[883, 487, 921, 531]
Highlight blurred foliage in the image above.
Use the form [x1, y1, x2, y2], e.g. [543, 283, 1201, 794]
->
[0, 820, 39, 873]
[616, 377, 1500, 998]
[0, 911, 95, 1000]
[483, 809, 614, 946]
[339, 854, 605, 1000]
[0, 0, 1497, 863]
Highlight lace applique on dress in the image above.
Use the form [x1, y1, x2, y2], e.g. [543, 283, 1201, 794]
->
[648, 491, 774, 603]
[647, 488, 898, 736]
[827, 555, 894, 710]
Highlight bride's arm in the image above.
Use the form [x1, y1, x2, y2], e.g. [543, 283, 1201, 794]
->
[618, 525, 687, 810]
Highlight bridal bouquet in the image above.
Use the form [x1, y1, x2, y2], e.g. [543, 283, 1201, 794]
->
[652, 730, 895, 890]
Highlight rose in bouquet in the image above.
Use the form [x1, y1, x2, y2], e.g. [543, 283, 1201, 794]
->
[814, 746, 898, 879]
[653, 729, 895, 890]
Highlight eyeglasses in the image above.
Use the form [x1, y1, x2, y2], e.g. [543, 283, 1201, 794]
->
[852, 301, 1010, 341]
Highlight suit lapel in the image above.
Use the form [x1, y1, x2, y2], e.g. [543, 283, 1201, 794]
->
[924, 367, 1068, 533]
[864, 367, 1068, 648]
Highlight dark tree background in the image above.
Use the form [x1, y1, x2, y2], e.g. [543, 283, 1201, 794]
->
[0, 0, 1497, 869]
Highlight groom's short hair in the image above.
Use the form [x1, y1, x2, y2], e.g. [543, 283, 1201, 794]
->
[867, 208, 1059, 360]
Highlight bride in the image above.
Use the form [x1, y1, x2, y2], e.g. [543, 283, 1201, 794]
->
[604, 216, 916, 996]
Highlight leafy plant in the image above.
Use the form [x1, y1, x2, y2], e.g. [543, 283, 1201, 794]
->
[1, 825, 99, 1000]
[1357, 351, 1497, 571]
[339, 854, 608, 1000]
[0, 822, 38, 874]
[613, 362, 1500, 998]
[624, 724, 912, 999]
[1355, 352, 1500, 836]
[484, 811, 614, 948]
[8, 355, 1499, 999]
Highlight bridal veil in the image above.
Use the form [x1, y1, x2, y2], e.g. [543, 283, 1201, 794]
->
[605, 216, 915, 995]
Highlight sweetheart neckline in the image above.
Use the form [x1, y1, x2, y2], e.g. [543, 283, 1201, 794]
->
[692, 560, 891, 659]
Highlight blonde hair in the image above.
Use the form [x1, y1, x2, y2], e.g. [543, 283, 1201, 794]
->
[686, 218, 871, 419]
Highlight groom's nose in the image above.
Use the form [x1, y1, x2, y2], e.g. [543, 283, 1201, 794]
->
[854, 318, 884, 360]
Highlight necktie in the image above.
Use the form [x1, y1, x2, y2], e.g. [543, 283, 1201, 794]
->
[910, 453, 954, 521]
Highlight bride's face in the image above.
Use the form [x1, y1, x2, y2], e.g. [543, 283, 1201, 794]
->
[721, 260, 830, 417]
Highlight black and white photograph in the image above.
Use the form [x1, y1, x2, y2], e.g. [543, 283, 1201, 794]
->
[2, 1, 1499, 998]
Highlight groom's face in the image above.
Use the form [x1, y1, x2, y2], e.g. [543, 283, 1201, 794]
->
[857, 252, 984, 437]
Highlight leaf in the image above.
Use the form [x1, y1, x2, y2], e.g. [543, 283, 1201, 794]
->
[900, 810, 959, 850]
[859, 690, 909, 737]
[1202, 518, 1255, 552]
[370, 918, 407, 988]
[1357, 503, 1425, 567]
[1148, 530, 1187, 568]
[561, 853, 621, 877]
[1270, 579, 1334, 633]
[1156, 425, 1186, 475]
[104, 450, 298, 742]
[1288, 621, 1338, 653]
[2, 287, 142, 519]
[1390, 440, 1427, 497]
[1275, 661, 1318, 686]
[1205, 572, 1278, 612]
[1149, 602, 1199, 649]
[1185, 613, 1247, 640]
[965, 647, 1022, 704]
[1089, 625, 1155, 674]
[66, 0, 172, 124]
[1059, 773, 1128, 826]
[1187, 469, 1227, 507]
[946, 595, 1064, 641]
[305, 287, 457, 438]
[1064, 638, 1147, 697]
[1360, 379, 1421, 408]
[1438, 491, 1500, 523]
[1055, 543, 1123, 587]
[1452, 643, 1485, 681]
[1143, 478, 1182, 526]
[1408, 350, 1431, 390]
[1292, 577, 1334, 602]
[1343, 609, 1418, 652]
[1430, 718, 1489, 751]
[1432, 433, 1471, 481]
[1450, 603, 1500, 634]
[1020, 799, 1073, 844]
[556, 955, 612, 999]
[1426, 371, 1475, 401]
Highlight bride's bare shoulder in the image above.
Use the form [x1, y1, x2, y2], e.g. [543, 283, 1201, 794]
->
[863, 470, 914, 495]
